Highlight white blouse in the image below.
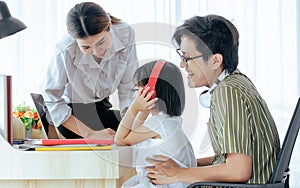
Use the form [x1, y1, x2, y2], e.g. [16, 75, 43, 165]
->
[121, 112, 197, 188]
[40, 22, 138, 127]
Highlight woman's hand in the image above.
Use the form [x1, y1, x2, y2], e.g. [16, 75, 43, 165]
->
[145, 155, 181, 185]
[85, 128, 116, 139]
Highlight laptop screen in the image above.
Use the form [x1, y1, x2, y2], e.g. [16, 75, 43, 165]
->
[30, 93, 50, 138]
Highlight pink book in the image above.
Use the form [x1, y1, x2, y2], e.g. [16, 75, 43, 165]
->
[24, 138, 114, 146]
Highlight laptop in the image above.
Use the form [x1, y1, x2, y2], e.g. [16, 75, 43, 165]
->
[30, 93, 50, 139]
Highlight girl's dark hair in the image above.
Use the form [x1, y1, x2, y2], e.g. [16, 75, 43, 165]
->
[134, 60, 185, 116]
[172, 15, 239, 73]
[66, 2, 121, 39]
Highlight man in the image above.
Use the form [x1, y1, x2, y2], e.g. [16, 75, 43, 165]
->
[146, 15, 280, 185]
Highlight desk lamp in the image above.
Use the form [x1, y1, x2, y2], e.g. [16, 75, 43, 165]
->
[0, 1, 26, 145]
[0, 1, 26, 39]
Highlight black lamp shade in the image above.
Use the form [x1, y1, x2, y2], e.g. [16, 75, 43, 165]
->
[0, 1, 26, 39]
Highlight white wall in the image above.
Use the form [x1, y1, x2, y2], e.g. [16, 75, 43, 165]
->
[0, 0, 299, 186]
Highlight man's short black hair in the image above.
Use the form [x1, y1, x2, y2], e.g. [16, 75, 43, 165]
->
[173, 15, 239, 73]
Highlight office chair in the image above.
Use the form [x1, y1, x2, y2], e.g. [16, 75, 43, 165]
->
[187, 97, 300, 188]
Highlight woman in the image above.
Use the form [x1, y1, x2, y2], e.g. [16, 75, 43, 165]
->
[40, 2, 138, 139]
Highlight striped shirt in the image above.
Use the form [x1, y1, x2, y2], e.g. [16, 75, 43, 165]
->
[208, 69, 280, 184]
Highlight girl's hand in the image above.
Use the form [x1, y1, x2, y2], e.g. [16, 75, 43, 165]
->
[131, 86, 158, 113]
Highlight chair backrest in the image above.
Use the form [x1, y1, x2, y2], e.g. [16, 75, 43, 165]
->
[269, 97, 300, 183]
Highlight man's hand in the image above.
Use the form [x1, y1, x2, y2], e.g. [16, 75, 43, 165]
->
[145, 155, 181, 185]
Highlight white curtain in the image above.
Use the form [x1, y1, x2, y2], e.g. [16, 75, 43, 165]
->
[0, 0, 298, 186]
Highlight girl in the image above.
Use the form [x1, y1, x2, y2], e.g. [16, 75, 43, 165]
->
[115, 60, 196, 188]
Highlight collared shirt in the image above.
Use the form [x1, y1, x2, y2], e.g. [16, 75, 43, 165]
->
[40, 22, 138, 127]
[208, 69, 280, 184]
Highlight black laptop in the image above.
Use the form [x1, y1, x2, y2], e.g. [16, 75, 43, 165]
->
[30, 93, 50, 138]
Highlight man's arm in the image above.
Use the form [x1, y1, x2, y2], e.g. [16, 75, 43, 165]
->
[197, 156, 214, 166]
[146, 153, 252, 185]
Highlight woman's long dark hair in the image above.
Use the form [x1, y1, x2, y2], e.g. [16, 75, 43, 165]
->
[66, 2, 121, 39]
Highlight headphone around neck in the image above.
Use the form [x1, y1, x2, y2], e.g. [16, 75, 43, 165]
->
[199, 69, 229, 108]
[142, 60, 167, 100]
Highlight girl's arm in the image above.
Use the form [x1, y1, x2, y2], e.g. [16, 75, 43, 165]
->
[114, 87, 158, 146]
[114, 106, 159, 146]
[132, 111, 150, 130]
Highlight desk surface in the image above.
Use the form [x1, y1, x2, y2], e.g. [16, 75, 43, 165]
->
[0, 134, 133, 188]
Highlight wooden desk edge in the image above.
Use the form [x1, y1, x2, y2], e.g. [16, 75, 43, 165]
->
[0, 135, 133, 181]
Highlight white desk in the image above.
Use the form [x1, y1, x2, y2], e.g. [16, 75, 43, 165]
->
[0, 135, 134, 188]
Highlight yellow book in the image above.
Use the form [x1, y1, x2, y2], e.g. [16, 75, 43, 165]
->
[35, 145, 112, 151]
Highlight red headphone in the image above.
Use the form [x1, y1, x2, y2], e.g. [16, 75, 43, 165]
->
[142, 60, 166, 100]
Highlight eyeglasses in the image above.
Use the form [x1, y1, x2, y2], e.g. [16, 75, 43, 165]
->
[176, 48, 209, 67]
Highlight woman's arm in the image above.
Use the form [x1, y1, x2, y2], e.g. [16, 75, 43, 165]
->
[116, 23, 139, 117]
[40, 47, 72, 127]
[62, 115, 115, 138]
